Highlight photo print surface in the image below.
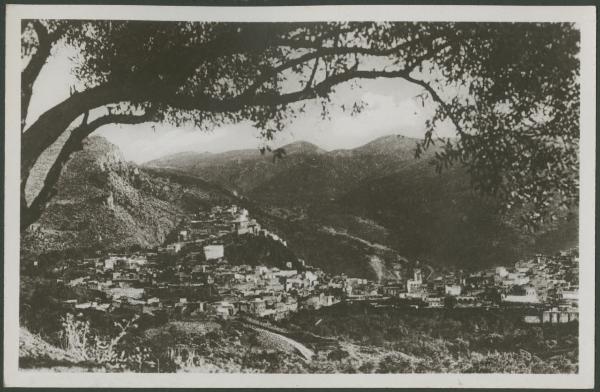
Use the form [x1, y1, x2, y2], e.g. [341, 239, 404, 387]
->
[4, 4, 595, 388]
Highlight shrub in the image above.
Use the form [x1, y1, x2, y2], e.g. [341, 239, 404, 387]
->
[60, 313, 157, 371]
[327, 348, 350, 361]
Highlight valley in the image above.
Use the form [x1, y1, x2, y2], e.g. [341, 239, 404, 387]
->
[146, 134, 578, 273]
[22, 133, 578, 281]
[19, 134, 579, 374]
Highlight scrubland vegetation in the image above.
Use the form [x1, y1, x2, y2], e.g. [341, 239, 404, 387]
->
[20, 284, 577, 374]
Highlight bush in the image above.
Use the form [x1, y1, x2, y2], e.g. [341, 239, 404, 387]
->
[60, 313, 158, 371]
[327, 348, 350, 361]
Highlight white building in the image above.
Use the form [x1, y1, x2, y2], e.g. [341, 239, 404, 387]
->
[559, 289, 579, 306]
[179, 230, 189, 241]
[109, 287, 145, 300]
[128, 255, 147, 267]
[255, 265, 269, 276]
[104, 256, 119, 270]
[167, 242, 184, 254]
[304, 271, 319, 286]
[425, 297, 444, 308]
[445, 284, 462, 296]
[502, 286, 539, 304]
[203, 244, 224, 261]
[495, 266, 509, 278]
[501, 272, 529, 286]
[406, 269, 423, 294]
[559, 289, 579, 301]
[272, 269, 298, 278]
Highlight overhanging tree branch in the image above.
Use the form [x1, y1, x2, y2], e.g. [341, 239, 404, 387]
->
[21, 29, 449, 185]
[22, 21, 52, 130]
[18, 21, 580, 230]
[240, 33, 446, 99]
[20, 53, 439, 188]
[305, 57, 320, 90]
[402, 41, 465, 136]
[403, 75, 465, 137]
[21, 83, 134, 182]
[160, 68, 414, 112]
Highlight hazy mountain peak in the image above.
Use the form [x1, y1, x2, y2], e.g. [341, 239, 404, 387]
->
[353, 134, 421, 154]
[278, 140, 326, 155]
[146, 150, 212, 164]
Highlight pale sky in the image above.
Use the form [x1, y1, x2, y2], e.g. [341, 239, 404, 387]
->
[26, 45, 456, 164]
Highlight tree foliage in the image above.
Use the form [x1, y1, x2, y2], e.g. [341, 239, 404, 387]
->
[21, 20, 579, 230]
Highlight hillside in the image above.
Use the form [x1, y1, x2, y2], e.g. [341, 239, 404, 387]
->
[337, 164, 579, 269]
[147, 135, 436, 207]
[146, 140, 329, 195]
[148, 134, 578, 272]
[22, 136, 234, 255]
[249, 140, 433, 208]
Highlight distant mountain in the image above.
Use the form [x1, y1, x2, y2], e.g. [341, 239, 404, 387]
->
[145, 139, 331, 196]
[146, 135, 433, 205]
[145, 150, 214, 170]
[22, 136, 234, 255]
[248, 136, 436, 208]
[148, 133, 578, 274]
[338, 134, 425, 156]
[277, 140, 327, 155]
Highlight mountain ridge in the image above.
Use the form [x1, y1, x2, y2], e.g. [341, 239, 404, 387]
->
[145, 134, 423, 166]
[144, 134, 435, 197]
[22, 132, 577, 278]
[146, 132, 577, 272]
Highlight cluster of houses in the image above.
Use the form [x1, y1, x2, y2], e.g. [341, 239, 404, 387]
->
[41, 205, 579, 325]
[167, 205, 287, 253]
[377, 250, 579, 324]
[59, 248, 334, 320]
[51, 205, 340, 321]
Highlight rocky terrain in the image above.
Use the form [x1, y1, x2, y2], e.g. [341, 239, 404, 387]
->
[21, 132, 577, 277]
[22, 136, 234, 256]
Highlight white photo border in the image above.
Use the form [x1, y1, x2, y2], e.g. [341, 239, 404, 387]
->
[4, 4, 596, 388]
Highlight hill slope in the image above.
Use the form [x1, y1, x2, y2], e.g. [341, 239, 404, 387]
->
[337, 163, 578, 269]
[146, 140, 329, 195]
[22, 136, 234, 255]
[147, 135, 435, 207]
[148, 134, 578, 272]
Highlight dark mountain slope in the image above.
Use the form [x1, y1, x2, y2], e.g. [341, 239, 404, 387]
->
[240, 199, 407, 280]
[338, 163, 578, 269]
[146, 133, 578, 273]
[145, 135, 428, 199]
[250, 136, 435, 208]
[146, 141, 327, 194]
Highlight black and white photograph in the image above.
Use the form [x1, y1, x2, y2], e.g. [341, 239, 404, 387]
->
[4, 3, 596, 388]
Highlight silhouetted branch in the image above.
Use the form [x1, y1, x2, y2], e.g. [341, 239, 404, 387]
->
[21, 111, 152, 230]
[22, 21, 52, 130]
[305, 58, 319, 90]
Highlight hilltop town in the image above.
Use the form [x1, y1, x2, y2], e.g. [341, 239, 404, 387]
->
[27, 204, 579, 327]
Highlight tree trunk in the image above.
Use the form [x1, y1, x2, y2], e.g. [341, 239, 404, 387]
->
[20, 83, 139, 207]
[21, 84, 129, 179]
[20, 116, 90, 231]
[21, 110, 152, 231]
[21, 21, 53, 130]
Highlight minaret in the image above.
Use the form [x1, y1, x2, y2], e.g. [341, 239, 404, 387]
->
[414, 268, 422, 283]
